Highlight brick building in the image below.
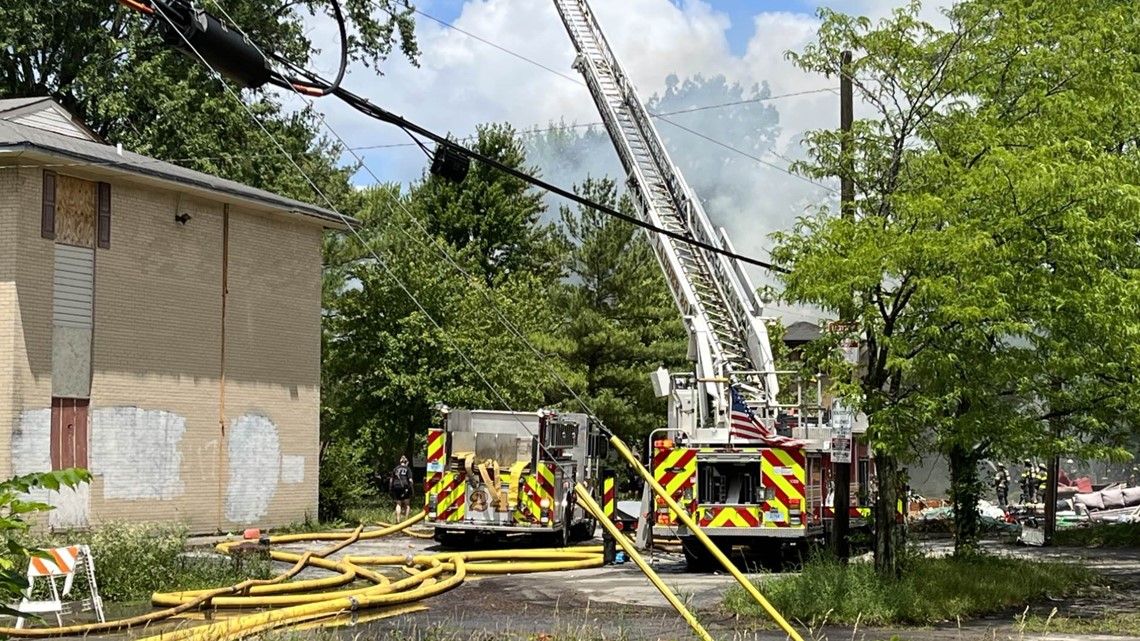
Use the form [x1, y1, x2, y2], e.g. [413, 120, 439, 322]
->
[0, 97, 346, 532]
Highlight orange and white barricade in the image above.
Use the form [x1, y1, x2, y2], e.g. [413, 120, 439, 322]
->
[12, 545, 104, 628]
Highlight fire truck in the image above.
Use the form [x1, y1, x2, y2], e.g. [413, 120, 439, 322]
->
[551, 0, 881, 568]
[423, 408, 609, 547]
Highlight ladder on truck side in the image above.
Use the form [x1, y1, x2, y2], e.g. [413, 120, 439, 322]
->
[552, 0, 780, 429]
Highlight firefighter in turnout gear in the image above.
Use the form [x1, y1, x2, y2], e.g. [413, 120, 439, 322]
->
[1034, 462, 1048, 506]
[1019, 460, 1035, 504]
[390, 455, 414, 522]
[993, 463, 1010, 507]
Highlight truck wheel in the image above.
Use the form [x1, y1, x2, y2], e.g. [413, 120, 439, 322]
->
[435, 530, 472, 550]
[571, 517, 598, 542]
[682, 538, 732, 572]
[682, 538, 711, 571]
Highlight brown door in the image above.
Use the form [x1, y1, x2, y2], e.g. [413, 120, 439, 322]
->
[50, 397, 89, 470]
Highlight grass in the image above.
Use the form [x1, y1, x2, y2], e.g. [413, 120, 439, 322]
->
[724, 553, 1099, 627]
[1054, 521, 1140, 548]
[28, 521, 272, 602]
[1018, 610, 1140, 636]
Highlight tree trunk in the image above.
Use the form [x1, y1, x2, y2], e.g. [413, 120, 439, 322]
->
[873, 454, 901, 578]
[948, 443, 982, 556]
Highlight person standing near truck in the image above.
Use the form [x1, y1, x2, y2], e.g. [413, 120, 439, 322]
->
[390, 455, 414, 522]
[993, 463, 1010, 506]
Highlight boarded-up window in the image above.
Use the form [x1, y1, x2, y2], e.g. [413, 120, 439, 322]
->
[41, 170, 56, 239]
[52, 244, 94, 397]
[53, 245, 94, 329]
[51, 397, 89, 470]
[97, 182, 111, 249]
[55, 174, 96, 248]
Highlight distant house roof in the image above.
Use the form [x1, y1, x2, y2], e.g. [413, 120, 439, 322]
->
[0, 97, 351, 228]
[783, 321, 822, 346]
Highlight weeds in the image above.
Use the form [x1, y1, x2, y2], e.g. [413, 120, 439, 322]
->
[1017, 609, 1140, 636]
[28, 522, 271, 602]
[723, 553, 1098, 626]
[1053, 522, 1140, 548]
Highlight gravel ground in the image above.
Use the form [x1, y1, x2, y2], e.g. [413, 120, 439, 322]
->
[77, 531, 1140, 641]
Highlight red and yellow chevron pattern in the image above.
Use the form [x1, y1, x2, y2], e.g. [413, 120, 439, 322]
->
[435, 471, 466, 522]
[424, 428, 446, 511]
[515, 462, 556, 524]
[603, 477, 615, 519]
[760, 448, 806, 528]
[652, 447, 697, 525]
[699, 505, 761, 527]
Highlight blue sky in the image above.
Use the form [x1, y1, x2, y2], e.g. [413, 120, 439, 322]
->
[416, 0, 819, 56]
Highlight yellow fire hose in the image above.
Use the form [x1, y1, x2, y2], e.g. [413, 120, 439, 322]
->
[609, 436, 805, 641]
[574, 484, 714, 641]
[0, 434, 803, 641]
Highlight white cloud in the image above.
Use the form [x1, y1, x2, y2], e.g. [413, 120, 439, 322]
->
[283, 0, 943, 321]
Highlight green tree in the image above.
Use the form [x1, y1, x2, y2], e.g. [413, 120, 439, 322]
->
[0, 470, 90, 615]
[778, 0, 1140, 568]
[321, 126, 572, 518]
[412, 123, 564, 287]
[0, 0, 416, 204]
[555, 177, 686, 444]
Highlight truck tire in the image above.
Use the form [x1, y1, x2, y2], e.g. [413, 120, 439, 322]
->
[435, 529, 473, 550]
[570, 517, 598, 542]
[682, 537, 733, 572]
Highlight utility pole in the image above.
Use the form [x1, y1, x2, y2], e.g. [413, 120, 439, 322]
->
[832, 49, 854, 561]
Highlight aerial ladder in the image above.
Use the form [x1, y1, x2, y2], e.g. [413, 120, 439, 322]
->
[552, 0, 872, 567]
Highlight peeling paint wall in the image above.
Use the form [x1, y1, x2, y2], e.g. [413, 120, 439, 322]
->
[225, 413, 281, 523]
[90, 407, 185, 500]
[12, 408, 90, 528]
[281, 455, 305, 484]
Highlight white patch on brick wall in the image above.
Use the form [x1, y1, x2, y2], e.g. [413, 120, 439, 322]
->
[90, 407, 186, 500]
[280, 455, 305, 484]
[12, 409, 51, 474]
[11, 409, 90, 528]
[48, 485, 90, 529]
[225, 413, 280, 523]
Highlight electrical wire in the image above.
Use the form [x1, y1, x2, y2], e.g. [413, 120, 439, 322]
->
[348, 87, 839, 151]
[152, 0, 584, 472]
[381, 2, 834, 189]
[116, 0, 807, 270]
[204, 0, 622, 445]
[273, 0, 348, 96]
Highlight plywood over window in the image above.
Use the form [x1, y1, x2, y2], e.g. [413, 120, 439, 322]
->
[55, 174, 96, 248]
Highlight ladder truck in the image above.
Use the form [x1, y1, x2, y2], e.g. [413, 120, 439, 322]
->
[552, 0, 880, 568]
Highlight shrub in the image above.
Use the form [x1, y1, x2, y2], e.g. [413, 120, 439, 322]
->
[318, 438, 376, 522]
[724, 553, 1097, 626]
[30, 522, 271, 603]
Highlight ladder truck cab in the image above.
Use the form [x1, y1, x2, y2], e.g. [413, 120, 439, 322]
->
[424, 408, 608, 547]
[551, 0, 885, 568]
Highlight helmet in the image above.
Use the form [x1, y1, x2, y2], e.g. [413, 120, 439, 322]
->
[399, 455, 408, 464]
[997, 463, 1005, 469]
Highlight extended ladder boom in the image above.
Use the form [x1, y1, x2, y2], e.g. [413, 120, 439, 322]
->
[553, 0, 779, 428]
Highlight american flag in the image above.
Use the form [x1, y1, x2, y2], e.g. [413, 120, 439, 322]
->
[729, 386, 805, 448]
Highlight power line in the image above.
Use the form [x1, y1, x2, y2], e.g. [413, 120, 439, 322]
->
[125, 0, 790, 272]
[151, 0, 581, 469]
[375, 4, 833, 191]
[653, 113, 836, 193]
[348, 87, 838, 151]
[408, 6, 585, 87]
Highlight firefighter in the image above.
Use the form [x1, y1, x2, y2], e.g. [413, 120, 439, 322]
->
[1035, 462, 1049, 505]
[993, 463, 1010, 506]
[389, 455, 414, 522]
[1019, 460, 1034, 504]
